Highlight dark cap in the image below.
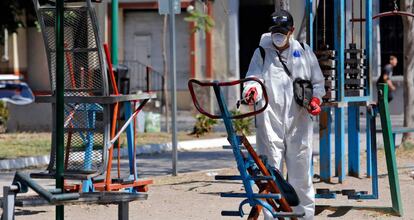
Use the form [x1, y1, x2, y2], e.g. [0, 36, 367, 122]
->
[269, 10, 294, 34]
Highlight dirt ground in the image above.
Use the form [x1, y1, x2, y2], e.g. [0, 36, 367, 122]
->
[4, 148, 414, 220]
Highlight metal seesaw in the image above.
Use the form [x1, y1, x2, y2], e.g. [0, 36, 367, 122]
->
[188, 78, 304, 219]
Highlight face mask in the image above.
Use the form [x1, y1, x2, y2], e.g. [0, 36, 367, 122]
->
[272, 33, 288, 48]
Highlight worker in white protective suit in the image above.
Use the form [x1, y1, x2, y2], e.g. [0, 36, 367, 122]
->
[242, 10, 325, 220]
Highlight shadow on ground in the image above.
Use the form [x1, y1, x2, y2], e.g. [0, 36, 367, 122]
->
[315, 205, 398, 218]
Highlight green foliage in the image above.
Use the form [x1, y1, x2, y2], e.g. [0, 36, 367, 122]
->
[184, 8, 215, 33]
[0, 101, 9, 124]
[191, 114, 218, 137]
[0, 0, 38, 44]
[230, 110, 253, 135]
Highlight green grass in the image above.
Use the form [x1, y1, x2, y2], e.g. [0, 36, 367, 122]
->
[0, 132, 227, 159]
[0, 132, 51, 159]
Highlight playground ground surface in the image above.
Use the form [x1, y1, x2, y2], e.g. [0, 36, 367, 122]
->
[0, 148, 413, 220]
[0, 132, 227, 159]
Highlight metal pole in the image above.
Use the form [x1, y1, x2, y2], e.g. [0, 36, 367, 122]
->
[55, 0, 65, 219]
[334, 0, 345, 183]
[112, 0, 119, 65]
[306, 0, 313, 48]
[169, 0, 178, 176]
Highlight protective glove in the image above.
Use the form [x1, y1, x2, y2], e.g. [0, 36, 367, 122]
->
[308, 97, 321, 116]
[242, 85, 262, 105]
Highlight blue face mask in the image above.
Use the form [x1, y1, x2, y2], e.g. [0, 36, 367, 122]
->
[272, 33, 288, 47]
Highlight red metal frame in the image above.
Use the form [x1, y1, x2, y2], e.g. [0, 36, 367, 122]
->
[374, 10, 414, 19]
[350, 10, 414, 22]
[188, 77, 269, 119]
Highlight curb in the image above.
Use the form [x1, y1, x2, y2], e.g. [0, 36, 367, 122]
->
[0, 136, 256, 170]
[0, 155, 50, 170]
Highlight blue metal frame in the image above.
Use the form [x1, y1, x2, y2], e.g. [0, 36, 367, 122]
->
[124, 102, 137, 180]
[349, 106, 378, 200]
[366, 108, 373, 177]
[317, 0, 374, 182]
[212, 83, 262, 206]
[333, 0, 346, 183]
[207, 81, 299, 218]
[306, 0, 313, 48]
[319, 107, 332, 182]
[348, 106, 360, 177]
[365, 0, 374, 177]
[312, 0, 379, 201]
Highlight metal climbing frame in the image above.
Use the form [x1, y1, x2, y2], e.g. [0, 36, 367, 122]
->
[314, 0, 373, 185]
[31, 0, 155, 192]
[188, 78, 304, 219]
[1, 0, 154, 219]
[308, 0, 403, 213]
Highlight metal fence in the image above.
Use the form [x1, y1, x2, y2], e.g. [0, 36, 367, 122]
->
[122, 60, 164, 93]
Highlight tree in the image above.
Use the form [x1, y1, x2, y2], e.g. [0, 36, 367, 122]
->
[184, 5, 214, 33]
[401, 0, 414, 148]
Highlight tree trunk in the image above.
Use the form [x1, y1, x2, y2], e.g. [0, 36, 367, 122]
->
[162, 15, 170, 133]
[401, 0, 414, 148]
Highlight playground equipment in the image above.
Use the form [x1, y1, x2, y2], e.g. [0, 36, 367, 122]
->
[189, 78, 304, 219]
[1, 0, 154, 219]
[30, 0, 154, 193]
[313, 0, 373, 185]
[307, 0, 404, 216]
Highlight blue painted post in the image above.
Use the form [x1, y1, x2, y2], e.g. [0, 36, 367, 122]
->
[370, 107, 378, 198]
[319, 107, 332, 182]
[82, 110, 96, 192]
[124, 102, 136, 179]
[348, 106, 360, 177]
[366, 108, 372, 177]
[334, 108, 345, 182]
[365, 0, 373, 178]
[306, 0, 313, 48]
[334, 0, 345, 183]
[365, 0, 373, 100]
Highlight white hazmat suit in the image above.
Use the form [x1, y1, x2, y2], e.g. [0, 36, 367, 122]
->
[243, 33, 325, 220]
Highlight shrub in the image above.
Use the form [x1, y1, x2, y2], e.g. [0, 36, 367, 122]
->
[0, 101, 9, 132]
[230, 110, 253, 135]
[190, 114, 218, 137]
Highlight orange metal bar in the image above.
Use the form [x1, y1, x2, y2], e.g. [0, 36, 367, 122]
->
[64, 42, 76, 88]
[241, 136, 295, 219]
[103, 43, 120, 191]
[94, 179, 153, 192]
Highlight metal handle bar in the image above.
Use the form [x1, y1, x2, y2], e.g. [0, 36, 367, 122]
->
[188, 77, 269, 119]
[373, 10, 414, 19]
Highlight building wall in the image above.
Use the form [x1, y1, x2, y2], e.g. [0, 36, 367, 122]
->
[6, 25, 53, 131]
[123, 10, 192, 110]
